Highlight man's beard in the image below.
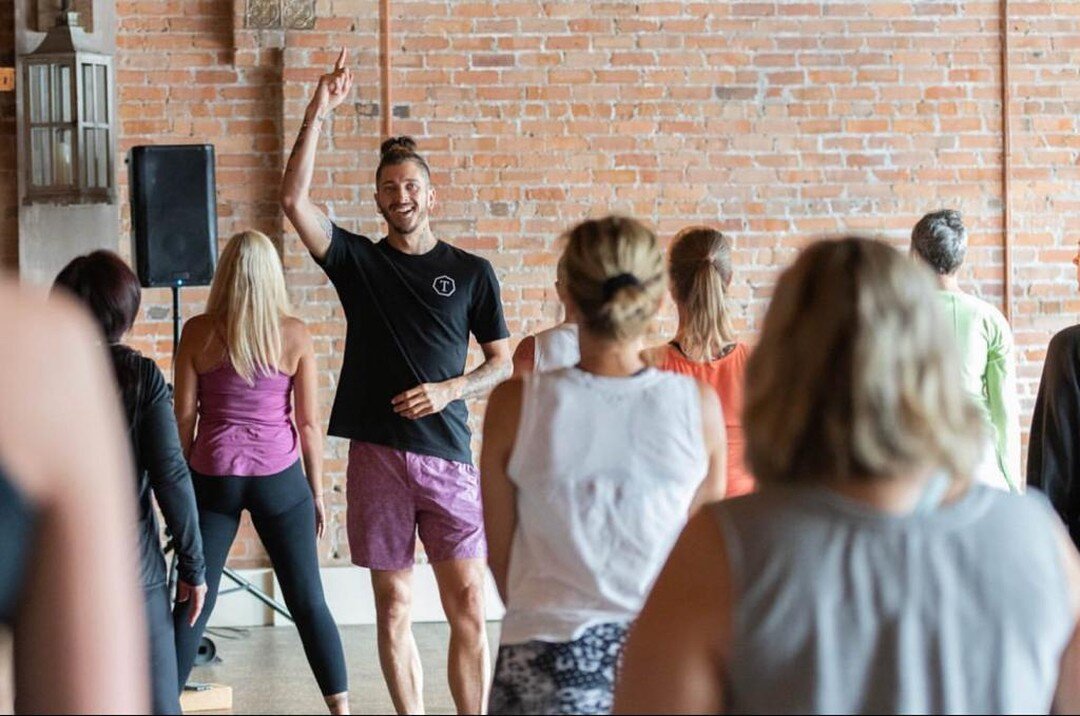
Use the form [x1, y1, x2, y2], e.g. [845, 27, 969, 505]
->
[380, 202, 426, 235]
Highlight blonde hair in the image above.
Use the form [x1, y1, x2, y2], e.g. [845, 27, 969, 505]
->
[668, 226, 736, 359]
[562, 215, 666, 341]
[744, 237, 983, 485]
[205, 230, 292, 385]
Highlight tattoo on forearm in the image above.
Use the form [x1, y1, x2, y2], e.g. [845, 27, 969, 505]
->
[285, 124, 309, 172]
[459, 358, 511, 402]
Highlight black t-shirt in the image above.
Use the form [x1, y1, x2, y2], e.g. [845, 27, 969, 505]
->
[316, 224, 509, 464]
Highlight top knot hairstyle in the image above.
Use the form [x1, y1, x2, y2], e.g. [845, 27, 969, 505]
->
[561, 215, 667, 341]
[376, 135, 431, 184]
[910, 209, 967, 276]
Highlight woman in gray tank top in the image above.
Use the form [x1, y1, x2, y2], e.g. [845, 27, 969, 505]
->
[613, 237, 1080, 715]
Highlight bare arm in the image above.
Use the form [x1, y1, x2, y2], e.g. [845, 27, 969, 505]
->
[613, 510, 731, 714]
[393, 338, 513, 420]
[292, 323, 327, 537]
[455, 338, 513, 401]
[479, 379, 523, 603]
[173, 316, 203, 460]
[511, 335, 536, 378]
[1053, 520, 1080, 712]
[1, 296, 149, 713]
[280, 47, 353, 262]
[689, 379, 727, 515]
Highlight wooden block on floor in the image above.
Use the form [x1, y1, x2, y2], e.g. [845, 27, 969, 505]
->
[181, 683, 233, 713]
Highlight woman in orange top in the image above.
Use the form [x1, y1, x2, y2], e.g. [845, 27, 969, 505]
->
[646, 227, 753, 497]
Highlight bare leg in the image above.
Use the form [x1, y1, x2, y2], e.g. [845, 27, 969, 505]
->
[324, 692, 350, 714]
[433, 559, 490, 715]
[372, 569, 424, 714]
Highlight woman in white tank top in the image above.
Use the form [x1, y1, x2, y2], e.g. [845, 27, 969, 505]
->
[481, 216, 726, 715]
[511, 252, 581, 376]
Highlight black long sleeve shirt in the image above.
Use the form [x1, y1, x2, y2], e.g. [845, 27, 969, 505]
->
[111, 346, 205, 589]
[1027, 324, 1080, 549]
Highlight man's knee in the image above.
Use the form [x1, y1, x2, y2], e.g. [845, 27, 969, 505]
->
[443, 579, 485, 632]
[373, 573, 413, 630]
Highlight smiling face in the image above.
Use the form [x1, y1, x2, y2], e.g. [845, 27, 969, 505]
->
[374, 160, 435, 237]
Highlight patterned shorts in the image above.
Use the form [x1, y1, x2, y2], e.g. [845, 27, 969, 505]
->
[488, 622, 630, 715]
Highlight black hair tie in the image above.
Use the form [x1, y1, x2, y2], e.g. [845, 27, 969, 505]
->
[602, 272, 641, 301]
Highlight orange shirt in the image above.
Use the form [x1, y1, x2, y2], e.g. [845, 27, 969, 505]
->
[657, 342, 754, 498]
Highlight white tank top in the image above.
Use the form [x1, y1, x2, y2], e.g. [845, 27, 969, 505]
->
[501, 366, 708, 645]
[533, 322, 579, 373]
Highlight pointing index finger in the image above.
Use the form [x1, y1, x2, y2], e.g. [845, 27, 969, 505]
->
[334, 47, 348, 71]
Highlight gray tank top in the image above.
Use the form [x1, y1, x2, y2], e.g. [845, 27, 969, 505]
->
[711, 482, 1074, 714]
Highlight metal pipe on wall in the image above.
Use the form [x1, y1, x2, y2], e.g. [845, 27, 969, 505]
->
[1000, 0, 1013, 323]
[380, 0, 391, 140]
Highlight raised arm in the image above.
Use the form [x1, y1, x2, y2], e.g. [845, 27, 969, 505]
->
[280, 47, 354, 262]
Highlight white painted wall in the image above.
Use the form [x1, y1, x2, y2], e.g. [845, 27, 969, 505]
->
[207, 565, 505, 628]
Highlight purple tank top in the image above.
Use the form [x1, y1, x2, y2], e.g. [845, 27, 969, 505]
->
[188, 361, 299, 477]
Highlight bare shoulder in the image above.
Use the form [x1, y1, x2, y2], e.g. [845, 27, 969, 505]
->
[641, 343, 669, 367]
[180, 312, 216, 341]
[282, 315, 312, 352]
[282, 315, 311, 342]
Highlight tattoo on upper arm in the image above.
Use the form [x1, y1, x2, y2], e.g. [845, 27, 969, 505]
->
[317, 213, 333, 243]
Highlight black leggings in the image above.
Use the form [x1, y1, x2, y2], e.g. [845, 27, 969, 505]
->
[146, 585, 181, 715]
[173, 461, 347, 696]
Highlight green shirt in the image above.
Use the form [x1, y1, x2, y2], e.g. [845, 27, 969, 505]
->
[938, 291, 1021, 491]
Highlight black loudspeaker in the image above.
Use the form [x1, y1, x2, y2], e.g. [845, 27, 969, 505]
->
[128, 144, 217, 288]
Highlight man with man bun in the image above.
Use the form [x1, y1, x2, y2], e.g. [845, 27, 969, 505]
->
[281, 48, 511, 714]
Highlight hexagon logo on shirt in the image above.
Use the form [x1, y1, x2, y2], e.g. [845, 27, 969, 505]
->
[433, 275, 456, 297]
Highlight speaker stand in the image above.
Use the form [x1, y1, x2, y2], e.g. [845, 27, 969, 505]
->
[171, 283, 182, 356]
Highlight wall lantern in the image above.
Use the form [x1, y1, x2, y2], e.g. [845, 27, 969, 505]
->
[22, 1, 114, 204]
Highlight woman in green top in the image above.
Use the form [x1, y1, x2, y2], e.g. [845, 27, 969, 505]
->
[911, 209, 1021, 491]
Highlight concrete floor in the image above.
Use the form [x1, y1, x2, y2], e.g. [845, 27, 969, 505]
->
[186, 623, 501, 714]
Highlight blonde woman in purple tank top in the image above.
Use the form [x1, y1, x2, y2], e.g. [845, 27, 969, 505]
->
[172, 230, 349, 714]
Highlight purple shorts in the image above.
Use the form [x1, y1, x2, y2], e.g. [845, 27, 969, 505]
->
[346, 440, 487, 571]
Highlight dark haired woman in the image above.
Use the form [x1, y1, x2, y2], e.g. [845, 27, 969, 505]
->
[53, 250, 206, 716]
[281, 47, 512, 713]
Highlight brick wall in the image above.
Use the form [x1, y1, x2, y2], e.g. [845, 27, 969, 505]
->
[5, 0, 1079, 567]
